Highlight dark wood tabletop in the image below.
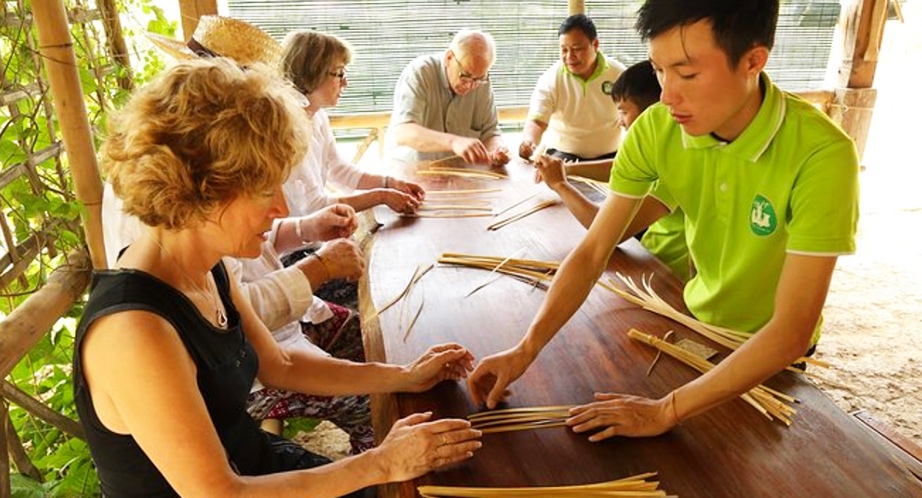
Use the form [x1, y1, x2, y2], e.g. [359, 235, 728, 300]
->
[357, 157, 922, 498]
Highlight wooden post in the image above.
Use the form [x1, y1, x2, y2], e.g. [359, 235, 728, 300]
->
[831, 0, 888, 159]
[31, 0, 106, 269]
[179, 0, 219, 40]
[568, 0, 585, 16]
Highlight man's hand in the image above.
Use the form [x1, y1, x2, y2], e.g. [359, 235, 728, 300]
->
[300, 204, 357, 242]
[518, 140, 537, 161]
[466, 346, 535, 409]
[490, 145, 511, 167]
[450, 137, 491, 164]
[533, 154, 567, 191]
[566, 392, 679, 440]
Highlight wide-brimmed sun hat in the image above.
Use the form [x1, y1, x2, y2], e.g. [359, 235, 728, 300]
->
[146, 15, 282, 67]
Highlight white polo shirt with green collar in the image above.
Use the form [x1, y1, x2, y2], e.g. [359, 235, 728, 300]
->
[609, 73, 859, 336]
[527, 53, 625, 158]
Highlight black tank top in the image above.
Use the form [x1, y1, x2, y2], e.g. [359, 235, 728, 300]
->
[73, 262, 275, 497]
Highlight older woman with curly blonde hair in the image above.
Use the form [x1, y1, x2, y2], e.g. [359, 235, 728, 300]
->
[75, 58, 481, 498]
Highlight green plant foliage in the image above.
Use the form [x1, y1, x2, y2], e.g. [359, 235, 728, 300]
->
[1, 1, 175, 495]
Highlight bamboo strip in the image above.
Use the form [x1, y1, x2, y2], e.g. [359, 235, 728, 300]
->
[402, 295, 424, 343]
[419, 204, 494, 211]
[402, 212, 494, 219]
[426, 188, 504, 195]
[428, 166, 509, 179]
[465, 248, 527, 297]
[426, 154, 462, 166]
[418, 472, 671, 498]
[486, 200, 558, 231]
[569, 175, 610, 196]
[368, 264, 433, 320]
[493, 191, 542, 218]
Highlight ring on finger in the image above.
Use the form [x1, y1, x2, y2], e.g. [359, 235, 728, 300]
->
[440, 434, 447, 446]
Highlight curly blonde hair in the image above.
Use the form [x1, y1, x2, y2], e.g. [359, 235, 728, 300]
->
[280, 30, 353, 94]
[102, 58, 310, 229]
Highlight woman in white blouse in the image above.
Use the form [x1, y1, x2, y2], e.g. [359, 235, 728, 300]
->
[280, 30, 426, 218]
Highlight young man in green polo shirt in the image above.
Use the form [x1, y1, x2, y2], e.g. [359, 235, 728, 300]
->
[469, 0, 859, 438]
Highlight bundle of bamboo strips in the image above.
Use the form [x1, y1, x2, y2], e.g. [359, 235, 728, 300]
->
[467, 405, 573, 433]
[486, 199, 558, 231]
[418, 472, 673, 497]
[437, 253, 558, 289]
[599, 273, 829, 370]
[628, 328, 798, 425]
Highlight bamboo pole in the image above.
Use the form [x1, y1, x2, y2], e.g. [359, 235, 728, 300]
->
[0, 250, 91, 380]
[0, 399, 10, 498]
[31, 0, 106, 269]
[1, 381, 84, 439]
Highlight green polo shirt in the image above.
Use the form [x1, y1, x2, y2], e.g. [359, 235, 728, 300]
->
[610, 73, 859, 336]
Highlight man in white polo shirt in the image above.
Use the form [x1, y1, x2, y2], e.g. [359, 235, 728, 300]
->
[471, 0, 859, 439]
[518, 14, 626, 164]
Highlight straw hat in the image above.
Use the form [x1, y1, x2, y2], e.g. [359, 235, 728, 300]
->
[146, 15, 282, 67]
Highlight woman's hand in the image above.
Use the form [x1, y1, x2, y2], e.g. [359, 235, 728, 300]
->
[400, 343, 475, 393]
[389, 177, 426, 202]
[301, 204, 357, 241]
[566, 392, 679, 440]
[382, 189, 422, 215]
[373, 412, 481, 483]
[314, 238, 365, 281]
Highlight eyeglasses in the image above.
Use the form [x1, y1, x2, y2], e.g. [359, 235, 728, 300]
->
[452, 57, 490, 86]
[327, 69, 347, 82]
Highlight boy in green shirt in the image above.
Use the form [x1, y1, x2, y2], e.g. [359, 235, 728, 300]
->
[471, 0, 859, 438]
[535, 59, 692, 281]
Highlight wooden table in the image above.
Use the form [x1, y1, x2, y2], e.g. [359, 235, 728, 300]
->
[358, 158, 922, 498]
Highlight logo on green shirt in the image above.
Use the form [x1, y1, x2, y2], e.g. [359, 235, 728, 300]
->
[750, 195, 777, 236]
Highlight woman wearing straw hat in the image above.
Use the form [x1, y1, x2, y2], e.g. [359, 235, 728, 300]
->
[78, 57, 481, 497]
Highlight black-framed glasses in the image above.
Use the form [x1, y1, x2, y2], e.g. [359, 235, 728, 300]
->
[327, 69, 347, 82]
[452, 57, 489, 85]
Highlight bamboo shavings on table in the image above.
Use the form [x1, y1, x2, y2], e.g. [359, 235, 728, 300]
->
[368, 264, 433, 320]
[418, 472, 674, 498]
[468, 405, 573, 433]
[486, 199, 558, 231]
[628, 328, 798, 426]
[601, 273, 829, 370]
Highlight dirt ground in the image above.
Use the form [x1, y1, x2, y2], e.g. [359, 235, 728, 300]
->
[298, 6, 922, 458]
[811, 2, 922, 446]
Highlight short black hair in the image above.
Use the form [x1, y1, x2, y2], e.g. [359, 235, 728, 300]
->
[635, 0, 779, 66]
[558, 13, 598, 41]
[610, 60, 661, 111]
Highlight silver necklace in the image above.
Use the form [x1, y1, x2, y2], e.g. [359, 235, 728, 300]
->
[148, 235, 228, 328]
